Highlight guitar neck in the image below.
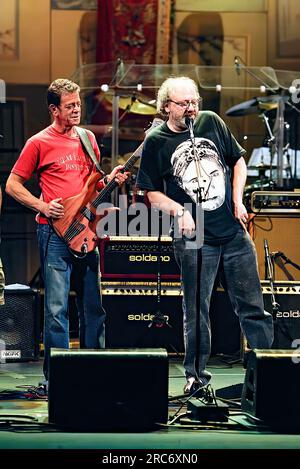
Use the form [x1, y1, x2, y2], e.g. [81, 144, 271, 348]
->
[91, 118, 163, 209]
[92, 153, 141, 208]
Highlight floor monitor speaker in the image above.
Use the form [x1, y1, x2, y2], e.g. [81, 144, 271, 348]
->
[241, 349, 300, 429]
[48, 348, 169, 431]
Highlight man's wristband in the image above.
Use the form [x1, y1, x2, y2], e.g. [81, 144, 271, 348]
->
[103, 176, 109, 185]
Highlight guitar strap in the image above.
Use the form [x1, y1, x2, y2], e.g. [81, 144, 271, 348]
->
[76, 126, 105, 176]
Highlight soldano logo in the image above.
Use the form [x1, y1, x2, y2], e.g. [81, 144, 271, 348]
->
[276, 310, 300, 318]
[128, 313, 170, 321]
[128, 254, 171, 262]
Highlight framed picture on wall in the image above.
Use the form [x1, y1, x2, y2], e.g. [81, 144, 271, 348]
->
[277, 0, 300, 58]
[51, 0, 97, 9]
[0, 0, 19, 60]
[268, 0, 300, 70]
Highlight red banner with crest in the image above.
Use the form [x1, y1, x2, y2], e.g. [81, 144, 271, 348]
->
[96, 0, 171, 64]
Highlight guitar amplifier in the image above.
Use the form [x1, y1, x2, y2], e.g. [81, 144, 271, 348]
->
[99, 236, 180, 281]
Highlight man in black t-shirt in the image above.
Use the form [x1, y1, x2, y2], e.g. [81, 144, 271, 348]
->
[137, 76, 274, 394]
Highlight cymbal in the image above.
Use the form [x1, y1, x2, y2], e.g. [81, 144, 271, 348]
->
[258, 101, 278, 111]
[226, 98, 258, 117]
[104, 93, 157, 115]
[248, 164, 277, 170]
[226, 95, 280, 117]
[245, 181, 273, 191]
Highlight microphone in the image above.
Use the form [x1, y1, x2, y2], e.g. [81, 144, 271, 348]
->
[234, 57, 241, 76]
[272, 251, 283, 259]
[185, 116, 194, 139]
[116, 57, 125, 77]
[264, 238, 274, 280]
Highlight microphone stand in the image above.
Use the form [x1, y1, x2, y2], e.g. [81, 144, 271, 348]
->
[272, 251, 300, 275]
[265, 246, 298, 348]
[234, 55, 278, 94]
[264, 238, 279, 323]
[185, 116, 205, 203]
[148, 210, 171, 329]
[185, 116, 203, 389]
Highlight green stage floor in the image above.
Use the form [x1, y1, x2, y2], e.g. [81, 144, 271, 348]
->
[1, 354, 300, 464]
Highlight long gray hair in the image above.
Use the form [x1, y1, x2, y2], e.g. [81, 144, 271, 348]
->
[156, 76, 200, 116]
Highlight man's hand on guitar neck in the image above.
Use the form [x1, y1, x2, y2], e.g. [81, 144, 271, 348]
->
[106, 165, 130, 186]
[41, 165, 130, 219]
[42, 197, 64, 219]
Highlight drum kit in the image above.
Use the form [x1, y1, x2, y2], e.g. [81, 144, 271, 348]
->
[225, 94, 295, 208]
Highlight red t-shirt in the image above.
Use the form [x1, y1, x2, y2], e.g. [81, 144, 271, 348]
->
[12, 125, 105, 222]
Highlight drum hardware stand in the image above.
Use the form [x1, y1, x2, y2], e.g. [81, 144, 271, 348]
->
[234, 56, 300, 188]
[259, 113, 277, 190]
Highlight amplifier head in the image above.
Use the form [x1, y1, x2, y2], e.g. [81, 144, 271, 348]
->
[99, 236, 180, 281]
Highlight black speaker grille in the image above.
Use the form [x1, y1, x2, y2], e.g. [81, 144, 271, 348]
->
[0, 289, 40, 361]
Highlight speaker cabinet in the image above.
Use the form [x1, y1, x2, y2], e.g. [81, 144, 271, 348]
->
[249, 215, 300, 281]
[261, 281, 300, 348]
[102, 285, 184, 354]
[242, 349, 300, 429]
[48, 348, 168, 431]
[0, 288, 40, 362]
[102, 284, 241, 356]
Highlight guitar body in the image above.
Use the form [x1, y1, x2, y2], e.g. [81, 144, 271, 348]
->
[52, 172, 102, 255]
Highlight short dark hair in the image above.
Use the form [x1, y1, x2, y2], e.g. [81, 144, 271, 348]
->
[47, 78, 80, 107]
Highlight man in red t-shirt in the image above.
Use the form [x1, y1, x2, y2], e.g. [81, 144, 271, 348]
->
[6, 78, 128, 387]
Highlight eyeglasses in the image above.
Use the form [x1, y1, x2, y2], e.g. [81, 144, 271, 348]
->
[168, 98, 201, 109]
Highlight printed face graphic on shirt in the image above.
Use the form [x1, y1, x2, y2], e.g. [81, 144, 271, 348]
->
[171, 138, 226, 211]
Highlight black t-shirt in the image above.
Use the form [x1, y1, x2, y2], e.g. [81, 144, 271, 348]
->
[137, 110, 246, 245]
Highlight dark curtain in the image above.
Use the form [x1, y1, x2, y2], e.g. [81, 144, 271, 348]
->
[96, 0, 114, 63]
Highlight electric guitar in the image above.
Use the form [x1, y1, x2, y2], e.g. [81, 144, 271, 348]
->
[52, 118, 162, 256]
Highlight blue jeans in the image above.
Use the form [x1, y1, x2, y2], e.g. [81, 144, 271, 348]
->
[37, 224, 106, 379]
[173, 229, 274, 379]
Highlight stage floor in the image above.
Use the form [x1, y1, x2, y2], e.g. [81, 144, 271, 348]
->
[1, 354, 300, 463]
